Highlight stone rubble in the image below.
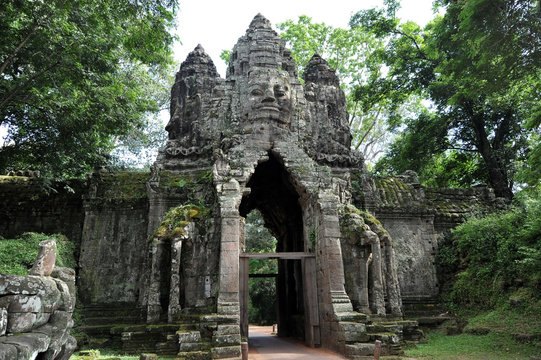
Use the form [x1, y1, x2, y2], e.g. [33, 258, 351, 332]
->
[0, 239, 77, 360]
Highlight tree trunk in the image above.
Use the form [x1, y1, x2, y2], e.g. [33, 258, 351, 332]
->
[470, 113, 513, 199]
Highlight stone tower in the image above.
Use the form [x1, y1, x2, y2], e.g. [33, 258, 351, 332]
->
[143, 14, 405, 358]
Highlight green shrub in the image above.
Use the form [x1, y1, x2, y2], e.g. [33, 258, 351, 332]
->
[443, 190, 541, 308]
[0, 232, 76, 275]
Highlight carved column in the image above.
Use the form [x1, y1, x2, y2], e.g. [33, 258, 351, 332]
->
[366, 231, 385, 316]
[358, 246, 371, 314]
[147, 239, 164, 323]
[216, 179, 242, 314]
[382, 235, 402, 316]
[168, 237, 183, 323]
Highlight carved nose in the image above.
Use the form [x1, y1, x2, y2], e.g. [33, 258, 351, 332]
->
[262, 90, 275, 103]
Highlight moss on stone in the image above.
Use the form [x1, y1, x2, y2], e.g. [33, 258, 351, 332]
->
[152, 204, 210, 242]
[159, 169, 213, 188]
[98, 171, 149, 199]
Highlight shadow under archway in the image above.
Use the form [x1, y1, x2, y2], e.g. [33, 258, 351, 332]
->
[239, 152, 307, 341]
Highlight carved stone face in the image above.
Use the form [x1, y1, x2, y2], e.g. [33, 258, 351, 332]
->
[241, 69, 292, 127]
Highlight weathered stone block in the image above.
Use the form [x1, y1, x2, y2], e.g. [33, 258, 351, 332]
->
[345, 343, 375, 357]
[7, 312, 37, 333]
[212, 333, 240, 347]
[214, 324, 239, 336]
[178, 331, 201, 344]
[0, 332, 50, 359]
[211, 345, 241, 359]
[139, 354, 158, 360]
[0, 307, 7, 336]
[339, 321, 366, 342]
[2, 295, 42, 313]
[29, 239, 57, 276]
[0, 341, 17, 360]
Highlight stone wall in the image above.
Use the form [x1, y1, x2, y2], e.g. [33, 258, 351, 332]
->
[354, 170, 497, 307]
[0, 240, 77, 360]
[0, 176, 85, 248]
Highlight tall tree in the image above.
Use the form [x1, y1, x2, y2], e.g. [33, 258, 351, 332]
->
[0, 0, 177, 178]
[273, 16, 419, 164]
[357, 0, 541, 197]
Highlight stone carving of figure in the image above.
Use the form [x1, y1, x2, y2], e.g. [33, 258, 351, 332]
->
[240, 68, 292, 127]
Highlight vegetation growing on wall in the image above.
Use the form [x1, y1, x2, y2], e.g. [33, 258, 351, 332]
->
[0, 232, 76, 274]
[439, 190, 541, 310]
[152, 204, 210, 241]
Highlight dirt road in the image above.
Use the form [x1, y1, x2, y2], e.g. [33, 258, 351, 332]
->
[247, 326, 347, 360]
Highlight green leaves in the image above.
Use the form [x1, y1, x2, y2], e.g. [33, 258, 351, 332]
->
[370, 0, 540, 197]
[445, 191, 541, 308]
[278, 15, 421, 164]
[0, 0, 178, 179]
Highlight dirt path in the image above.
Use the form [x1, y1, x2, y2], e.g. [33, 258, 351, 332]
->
[247, 326, 348, 360]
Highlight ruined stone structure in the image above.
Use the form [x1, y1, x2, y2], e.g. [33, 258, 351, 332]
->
[0, 240, 77, 360]
[0, 14, 499, 360]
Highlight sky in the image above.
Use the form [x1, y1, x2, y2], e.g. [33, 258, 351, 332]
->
[173, 0, 438, 77]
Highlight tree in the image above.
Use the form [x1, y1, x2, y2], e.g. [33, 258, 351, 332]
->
[0, 0, 178, 179]
[229, 16, 417, 164]
[357, 0, 541, 197]
[245, 210, 277, 325]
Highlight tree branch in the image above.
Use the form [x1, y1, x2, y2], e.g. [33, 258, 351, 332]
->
[0, 60, 61, 111]
[0, 22, 40, 76]
[355, 107, 381, 150]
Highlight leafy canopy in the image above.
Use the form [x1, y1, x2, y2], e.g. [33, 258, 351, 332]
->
[277, 15, 422, 164]
[361, 0, 541, 196]
[0, 0, 178, 179]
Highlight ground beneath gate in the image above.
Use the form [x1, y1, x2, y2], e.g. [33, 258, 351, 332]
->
[247, 325, 348, 359]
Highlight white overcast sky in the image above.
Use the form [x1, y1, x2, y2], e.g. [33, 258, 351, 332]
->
[173, 0, 438, 77]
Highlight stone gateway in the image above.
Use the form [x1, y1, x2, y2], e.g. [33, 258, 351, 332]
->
[140, 14, 409, 358]
[0, 14, 498, 360]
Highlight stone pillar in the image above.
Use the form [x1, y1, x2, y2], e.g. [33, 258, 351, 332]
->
[29, 239, 57, 276]
[168, 237, 183, 323]
[217, 179, 242, 314]
[147, 239, 164, 323]
[358, 247, 371, 314]
[382, 235, 402, 316]
[366, 231, 385, 316]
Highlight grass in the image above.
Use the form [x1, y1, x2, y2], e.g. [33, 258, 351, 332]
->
[70, 351, 177, 359]
[405, 302, 541, 360]
[0, 232, 76, 274]
[405, 331, 540, 359]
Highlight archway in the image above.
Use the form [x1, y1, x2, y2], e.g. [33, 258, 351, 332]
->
[238, 152, 319, 347]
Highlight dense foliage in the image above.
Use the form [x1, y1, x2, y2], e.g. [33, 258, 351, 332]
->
[439, 191, 541, 309]
[245, 211, 278, 325]
[0, 0, 177, 179]
[0, 232, 76, 275]
[356, 0, 540, 197]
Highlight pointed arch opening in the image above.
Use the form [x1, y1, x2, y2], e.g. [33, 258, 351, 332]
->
[238, 152, 319, 345]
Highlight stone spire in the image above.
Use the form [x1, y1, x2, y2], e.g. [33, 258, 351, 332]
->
[248, 13, 273, 31]
[166, 44, 219, 141]
[226, 14, 297, 79]
[177, 44, 218, 79]
[303, 54, 340, 87]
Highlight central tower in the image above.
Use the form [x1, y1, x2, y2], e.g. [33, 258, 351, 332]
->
[143, 13, 404, 358]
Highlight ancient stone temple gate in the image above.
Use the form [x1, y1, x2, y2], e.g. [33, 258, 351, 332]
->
[0, 13, 498, 360]
[128, 14, 407, 358]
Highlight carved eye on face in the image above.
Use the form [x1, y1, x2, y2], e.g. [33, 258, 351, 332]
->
[274, 85, 288, 97]
[251, 89, 264, 96]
